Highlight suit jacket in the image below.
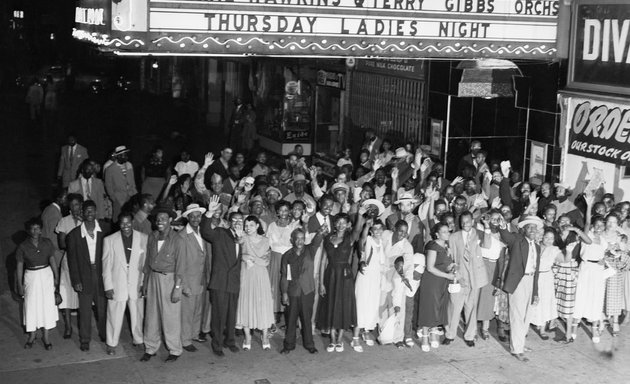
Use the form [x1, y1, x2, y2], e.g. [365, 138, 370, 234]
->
[200, 216, 241, 293]
[498, 229, 542, 302]
[449, 229, 489, 290]
[104, 162, 137, 205]
[68, 176, 108, 220]
[178, 227, 210, 295]
[41, 203, 62, 250]
[386, 212, 425, 254]
[102, 230, 147, 301]
[66, 221, 110, 295]
[58, 144, 89, 187]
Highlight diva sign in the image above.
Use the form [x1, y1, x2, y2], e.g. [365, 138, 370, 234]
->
[76, 0, 559, 58]
[568, 97, 630, 165]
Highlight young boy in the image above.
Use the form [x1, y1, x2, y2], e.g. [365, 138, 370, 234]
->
[391, 253, 425, 348]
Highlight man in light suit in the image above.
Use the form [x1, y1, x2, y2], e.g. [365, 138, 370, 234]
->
[105, 145, 137, 221]
[200, 196, 243, 357]
[69, 160, 108, 220]
[66, 200, 110, 351]
[58, 134, 89, 188]
[495, 215, 543, 362]
[443, 211, 489, 347]
[102, 212, 148, 355]
[178, 204, 210, 352]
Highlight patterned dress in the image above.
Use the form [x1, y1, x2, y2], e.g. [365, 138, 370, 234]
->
[554, 232, 580, 318]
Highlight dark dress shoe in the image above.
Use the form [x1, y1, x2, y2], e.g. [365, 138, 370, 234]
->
[442, 338, 454, 345]
[106, 346, 115, 355]
[44, 343, 53, 351]
[165, 354, 179, 362]
[307, 347, 318, 354]
[24, 341, 34, 349]
[183, 344, 198, 352]
[280, 348, 291, 354]
[133, 343, 144, 348]
[225, 344, 239, 353]
[63, 328, 72, 339]
[212, 350, 225, 357]
[480, 330, 490, 340]
[140, 353, 155, 362]
[80, 343, 90, 351]
[465, 340, 475, 347]
[193, 333, 208, 342]
[539, 333, 550, 341]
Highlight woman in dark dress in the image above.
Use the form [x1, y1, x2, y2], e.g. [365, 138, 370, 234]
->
[318, 213, 363, 353]
[141, 146, 170, 201]
[416, 222, 456, 352]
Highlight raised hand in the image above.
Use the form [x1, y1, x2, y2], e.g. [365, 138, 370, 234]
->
[529, 190, 539, 207]
[208, 195, 221, 212]
[168, 174, 178, 186]
[391, 167, 399, 180]
[204, 152, 215, 167]
[309, 166, 318, 180]
[491, 196, 502, 209]
[451, 176, 464, 185]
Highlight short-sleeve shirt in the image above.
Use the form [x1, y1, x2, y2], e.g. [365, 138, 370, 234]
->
[55, 214, 82, 236]
[17, 238, 55, 268]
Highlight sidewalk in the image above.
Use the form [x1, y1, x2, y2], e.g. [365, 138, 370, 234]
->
[0, 291, 628, 384]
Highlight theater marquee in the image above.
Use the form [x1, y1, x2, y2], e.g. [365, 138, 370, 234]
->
[73, 0, 560, 58]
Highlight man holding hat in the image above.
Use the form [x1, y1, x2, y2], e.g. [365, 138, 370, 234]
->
[284, 174, 316, 209]
[141, 204, 185, 362]
[331, 182, 351, 215]
[490, 214, 543, 362]
[105, 145, 137, 221]
[178, 204, 210, 352]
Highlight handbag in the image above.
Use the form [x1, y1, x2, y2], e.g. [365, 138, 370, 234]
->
[55, 291, 63, 306]
[448, 278, 461, 294]
[378, 313, 400, 345]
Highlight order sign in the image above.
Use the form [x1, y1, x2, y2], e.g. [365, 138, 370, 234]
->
[568, 97, 630, 165]
[143, 0, 559, 58]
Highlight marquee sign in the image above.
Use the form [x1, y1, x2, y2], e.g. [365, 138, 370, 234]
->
[568, 0, 630, 95]
[567, 97, 630, 165]
[73, 0, 559, 58]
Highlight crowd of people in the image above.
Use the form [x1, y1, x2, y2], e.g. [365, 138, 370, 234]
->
[16, 131, 630, 364]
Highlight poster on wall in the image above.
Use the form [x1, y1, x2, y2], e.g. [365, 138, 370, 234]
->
[430, 119, 443, 157]
[567, 97, 630, 165]
[529, 140, 547, 185]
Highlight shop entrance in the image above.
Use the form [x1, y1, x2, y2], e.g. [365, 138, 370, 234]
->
[314, 85, 343, 157]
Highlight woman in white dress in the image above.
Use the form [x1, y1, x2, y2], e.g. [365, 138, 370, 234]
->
[236, 216, 275, 350]
[573, 196, 609, 343]
[530, 228, 565, 338]
[355, 219, 386, 348]
[54, 193, 83, 338]
[17, 218, 59, 349]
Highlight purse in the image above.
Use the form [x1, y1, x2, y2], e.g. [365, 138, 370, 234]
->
[448, 278, 461, 294]
[55, 291, 63, 306]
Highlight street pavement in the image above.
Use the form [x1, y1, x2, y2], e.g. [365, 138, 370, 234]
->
[1, 87, 629, 384]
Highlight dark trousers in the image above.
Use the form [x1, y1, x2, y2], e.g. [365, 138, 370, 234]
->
[284, 292, 315, 350]
[404, 296, 415, 339]
[210, 289, 238, 352]
[78, 267, 106, 344]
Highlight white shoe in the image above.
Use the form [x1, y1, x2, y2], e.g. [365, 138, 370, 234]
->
[351, 338, 363, 352]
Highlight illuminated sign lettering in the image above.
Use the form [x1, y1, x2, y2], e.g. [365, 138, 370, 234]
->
[75, 7, 106, 26]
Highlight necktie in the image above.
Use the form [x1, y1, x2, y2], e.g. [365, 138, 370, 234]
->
[86, 179, 91, 199]
[463, 231, 471, 262]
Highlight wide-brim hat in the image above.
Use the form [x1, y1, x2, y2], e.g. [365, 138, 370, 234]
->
[113, 145, 130, 156]
[331, 182, 350, 194]
[153, 204, 177, 219]
[554, 182, 572, 191]
[517, 215, 544, 230]
[183, 203, 206, 217]
[249, 195, 265, 206]
[361, 199, 385, 216]
[266, 186, 282, 197]
[393, 147, 410, 158]
[292, 174, 307, 186]
[394, 191, 418, 205]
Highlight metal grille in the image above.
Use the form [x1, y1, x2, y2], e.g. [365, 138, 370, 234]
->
[349, 72, 425, 146]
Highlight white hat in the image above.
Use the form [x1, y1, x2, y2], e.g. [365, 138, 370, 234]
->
[361, 199, 385, 216]
[183, 203, 207, 217]
[113, 145, 130, 156]
[554, 182, 572, 191]
[517, 215, 544, 230]
[331, 182, 350, 194]
[394, 147, 410, 158]
[394, 191, 418, 205]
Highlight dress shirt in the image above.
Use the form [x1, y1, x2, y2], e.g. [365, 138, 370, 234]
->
[231, 229, 240, 257]
[157, 240, 164, 252]
[80, 221, 102, 264]
[80, 176, 92, 200]
[525, 239, 537, 274]
[374, 184, 387, 201]
[186, 224, 204, 249]
[122, 233, 133, 264]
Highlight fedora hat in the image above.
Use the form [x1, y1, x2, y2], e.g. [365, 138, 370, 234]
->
[361, 198, 385, 216]
[182, 203, 206, 217]
[331, 182, 350, 194]
[292, 174, 307, 186]
[113, 145, 130, 156]
[517, 215, 544, 230]
[394, 191, 418, 205]
[265, 186, 283, 197]
[393, 147, 410, 158]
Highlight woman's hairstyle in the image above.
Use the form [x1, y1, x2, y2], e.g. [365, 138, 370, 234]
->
[333, 213, 351, 228]
[275, 200, 292, 213]
[431, 222, 450, 239]
[543, 227, 558, 245]
[605, 212, 621, 224]
[24, 217, 43, 231]
[245, 215, 265, 235]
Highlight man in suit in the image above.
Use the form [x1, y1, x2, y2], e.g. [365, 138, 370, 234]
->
[200, 196, 243, 357]
[66, 200, 109, 351]
[58, 134, 89, 188]
[493, 215, 543, 362]
[102, 212, 148, 355]
[280, 228, 325, 354]
[443, 211, 489, 347]
[69, 160, 108, 220]
[105, 146, 137, 221]
[178, 204, 210, 352]
[140, 205, 185, 363]
[387, 191, 426, 254]
[41, 188, 66, 269]
[457, 140, 481, 176]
